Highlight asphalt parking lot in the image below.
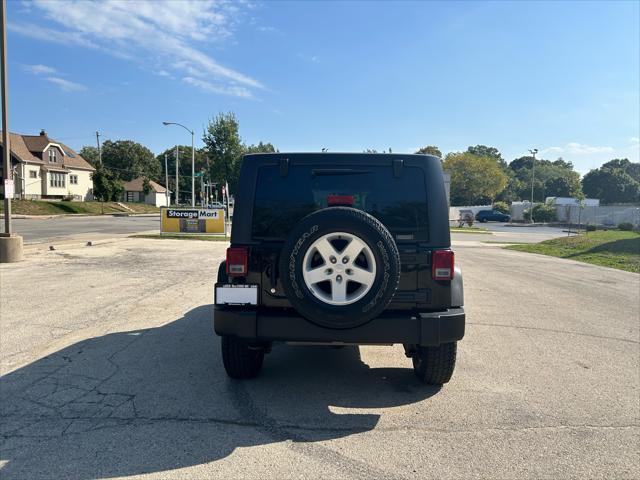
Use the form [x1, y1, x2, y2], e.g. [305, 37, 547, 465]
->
[1, 236, 638, 479]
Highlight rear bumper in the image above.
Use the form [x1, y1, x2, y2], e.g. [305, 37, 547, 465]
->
[213, 306, 465, 346]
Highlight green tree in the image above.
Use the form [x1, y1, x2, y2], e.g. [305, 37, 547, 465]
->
[467, 145, 507, 169]
[79, 146, 100, 166]
[582, 160, 640, 204]
[91, 163, 123, 201]
[202, 112, 244, 193]
[508, 156, 582, 202]
[443, 152, 508, 205]
[244, 142, 277, 154]
[101, 140, 160, 182]
[415, 145, 442, 157]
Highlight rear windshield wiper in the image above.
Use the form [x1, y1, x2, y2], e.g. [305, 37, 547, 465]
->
[312, 169, 371, 176]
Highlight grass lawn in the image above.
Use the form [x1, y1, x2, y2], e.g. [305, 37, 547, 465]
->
[131, 234, 230, 241]
[0, 199, 159, 215]
[450, 226, 491, 234]
[505, 230, 640, 273]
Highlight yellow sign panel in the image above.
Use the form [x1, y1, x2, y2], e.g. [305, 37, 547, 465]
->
[160, 207, 226, 235]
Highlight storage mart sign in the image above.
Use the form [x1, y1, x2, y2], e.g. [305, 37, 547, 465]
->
[160, 208, 225, 234]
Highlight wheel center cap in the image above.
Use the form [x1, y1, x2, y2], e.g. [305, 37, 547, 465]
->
[335, 265, 344, 273]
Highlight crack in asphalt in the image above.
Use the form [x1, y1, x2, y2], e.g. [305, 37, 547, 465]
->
[467, 321, 640, 344]
[3, 411, 637, 438]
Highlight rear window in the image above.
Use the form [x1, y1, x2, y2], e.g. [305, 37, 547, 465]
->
[251, 164, 428, 241]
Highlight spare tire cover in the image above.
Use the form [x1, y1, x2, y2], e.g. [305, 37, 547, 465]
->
[279, 207, 400, 329]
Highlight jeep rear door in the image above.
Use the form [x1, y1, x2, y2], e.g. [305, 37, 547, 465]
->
[250, 161, 429, 310]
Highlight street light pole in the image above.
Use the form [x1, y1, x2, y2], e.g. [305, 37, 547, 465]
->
[163, 121, 195, 207]
[528, 148, 538, 224]
[175, 145, 179, 205]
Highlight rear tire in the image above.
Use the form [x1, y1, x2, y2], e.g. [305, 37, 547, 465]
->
[221, 336, 264, 379]
[412, 342, 457, 385]
[279, 207, 400, 329]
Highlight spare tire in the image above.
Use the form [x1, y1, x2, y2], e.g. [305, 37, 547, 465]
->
[279, 207, 400, 329]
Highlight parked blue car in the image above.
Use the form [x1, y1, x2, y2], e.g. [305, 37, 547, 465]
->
[475, 209, 511, 223]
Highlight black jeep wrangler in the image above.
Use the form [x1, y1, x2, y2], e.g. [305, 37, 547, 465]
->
[214, 153, 465, 385]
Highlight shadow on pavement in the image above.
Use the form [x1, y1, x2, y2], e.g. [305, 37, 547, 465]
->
[0, 305, 439, 479]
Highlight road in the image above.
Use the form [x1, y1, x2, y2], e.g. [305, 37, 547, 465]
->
[452, 222, 575, 244]
[12, 214, 568, 245]
[1, 236, 637, 479]
[11, 215, 160, 244]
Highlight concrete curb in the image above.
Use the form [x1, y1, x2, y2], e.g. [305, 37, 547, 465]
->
[503, 223, 551, 228]
[23, 236, 132, 252]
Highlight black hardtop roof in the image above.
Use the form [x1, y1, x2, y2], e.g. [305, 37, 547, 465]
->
[232, 152, 450, 245]
[244, 152, 437, 158]
[242, 152, 440, 167]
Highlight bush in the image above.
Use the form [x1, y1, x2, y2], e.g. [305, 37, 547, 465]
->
[586, 224, 597, 232]
[531, 204, 557, 223]
[492, 201, 510, 214]
[618, 222, 634, 231]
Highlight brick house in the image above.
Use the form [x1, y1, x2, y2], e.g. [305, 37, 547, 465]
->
[0, 130, 95, 200]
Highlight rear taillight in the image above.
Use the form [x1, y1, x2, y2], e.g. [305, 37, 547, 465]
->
[226, 247, 249, 277]
[432, 250, 454, 281]
[327, 195, 354, 206]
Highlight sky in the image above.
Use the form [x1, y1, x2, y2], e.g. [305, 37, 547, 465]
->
[5, 0, 640, 174]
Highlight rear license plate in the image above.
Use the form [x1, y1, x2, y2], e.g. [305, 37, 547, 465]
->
[215, 284, 258, 305]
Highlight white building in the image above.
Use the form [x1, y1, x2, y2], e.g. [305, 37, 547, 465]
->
[122, 177, 169, 207]
[545, 196, 600, 207]
[0, 130, 95, 200]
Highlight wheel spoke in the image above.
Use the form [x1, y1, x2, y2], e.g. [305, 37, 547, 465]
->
[341, 237, 366, 263]
[349, 266, 375, 286]
[331, 278, 348, 302]
[314, 237, 338, 263]
[302, 232, 377, 306]
[305, 266, 328, 285]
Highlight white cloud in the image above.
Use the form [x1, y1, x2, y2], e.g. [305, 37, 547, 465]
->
[23, 64, 57, 75]
[630, 137, 640, 144]
[182, 77, 252, 98]
[9, 23, 101, 50]
[11, 0, 263, 98]
[23, 61, 86, 92]
[45, 77, 87, 92]
[541, 142, 615, 155]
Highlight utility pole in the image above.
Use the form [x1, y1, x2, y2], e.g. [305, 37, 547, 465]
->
[0, 0, 22, 262]
[528, 148, 538, 224]
[175, 145, 179, 205]
[95, 131, 102, 164]
[164, 153, 169, 206]
[1, 0, 10, 235]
